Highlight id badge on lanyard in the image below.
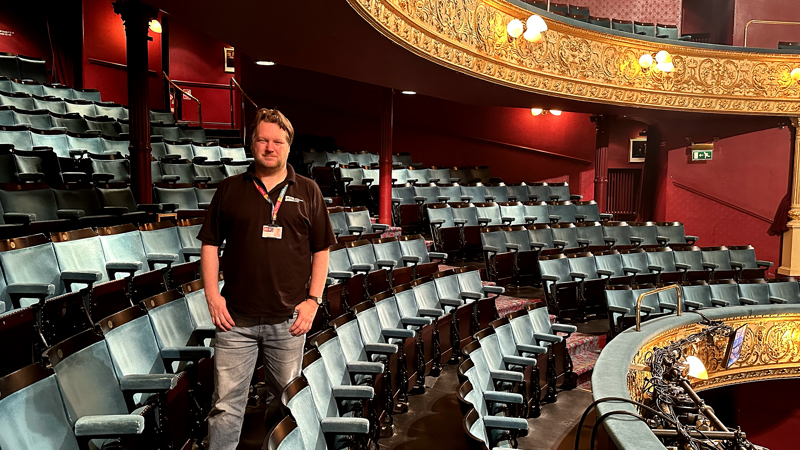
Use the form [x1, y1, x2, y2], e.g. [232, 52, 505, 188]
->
[254, 180, 289, 239]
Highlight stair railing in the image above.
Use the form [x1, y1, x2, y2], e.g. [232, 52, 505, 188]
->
[635, 284, 681, 331]
[229, 77, 258, 139]
[163, 71, 202, 127]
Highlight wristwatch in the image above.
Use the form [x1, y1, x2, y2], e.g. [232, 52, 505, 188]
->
[307, 295, 322, 306]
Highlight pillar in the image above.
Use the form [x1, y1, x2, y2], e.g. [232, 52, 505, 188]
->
[113, 0, 158, 204]
[378, 88, 393, 225]
[592, 115, 610, 211]
[778, 118, 800, 276]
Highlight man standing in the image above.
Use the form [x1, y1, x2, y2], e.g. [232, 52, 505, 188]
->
[197, 108, 335, 449]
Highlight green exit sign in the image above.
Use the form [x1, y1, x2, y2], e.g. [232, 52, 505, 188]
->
[692, 149, 713, 161]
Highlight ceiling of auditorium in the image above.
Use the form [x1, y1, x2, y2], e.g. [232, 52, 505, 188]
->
[147, 0, 784, 140]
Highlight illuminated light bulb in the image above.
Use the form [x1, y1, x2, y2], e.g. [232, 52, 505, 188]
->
[792, 67, 800, 83]
[401, 90, 416, 95]
[148, 19, 162, 34]
[531, 108, 544, 116]
[524, 30, 543, 43]
[685, 355, 708, 380]
[655, 50, 672, 64]
[639, 53, 653, 70]
[527, 14, 548, 33]
[549, 109, 562, 116]
[256, 61, 275, 66]
[656, 61, 674, 73]
[507, 19, 524, 38]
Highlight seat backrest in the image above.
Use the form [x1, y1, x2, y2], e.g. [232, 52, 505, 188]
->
[681, 281, 712, 307]
[52, 230, 109, 287]
[527, 223, 555, 249]
[192, 143, 221, 161]
[475, 328, 504, 371]
[165, 141, 195, 159]
[220, 145, 247, 161]
[14, 109, 53, 130]
[474, 202, 502, 225]
[302, 348, 345, 419]
[0, 235, 63, 307]
[53, 187, 104, 216]
[701, 246, 732, 270]
[612, 19, 634, 32]
[182, 278, 215, 327]
[374, 293, 403, 330]
[437, 183, 461, 202]
[634, 21, 656, 36]
[0, 91, 34, 110]
[327, 243, 352, 273]
[619, 248, 648, 271]
[522, 201, 548, 224]
[161, 161, 197, 184]
[178, 126, 206, 143]
[632, 285, 663, 312]
[433, 271, 461, 300]
[339, 167, 364, 188]
[101, 136, 129, 156]
[551, 223, 580, 248]
[645, 247, 677, 272]
[527, 183, 550, 202]
[412, 278, 441, 311]
[0, 125, 33, 150]
[145, 290, 199, 350]
[314, 329, 354, 387]
[768, 279, 800, 304]
[154, 186, 200, 210]
[150, 110, 176, 124]
[152, 123, 180, 141]
[97, 225, 149, 277]
[461, 184, 487, 203]
[603, 221, 633, 246]
[498, 201, 526, 225]
[547, 201, 576, 223]
[527, 305, 554, 335]
[407, 167, 430, 184]
[327, 208, 348, 236]
[0, 53, 21, 79]
[397, 235, 432, 263]
[737, 280, 770, 305]
[428, 168, 450, 184]
[656, 222, 688, 245]
[194, 163, 226, 184]
[480, 228, 509, 253]
[67, 132, 105, 155]
[346, 207, 379, 233]
[371, 237, 404, 266]
[456, 270, 485, 297]
[484, 184, 508, 203]
[391, 185, 415, 204]
[95, 185, 138, 212]
[95, 103, 127, 120]
[567, 252, 600, 280]
[177, 218, 204, 250]
[391, 168, 408, 184]
[0, 364, 81, 449]
[30, 130, 71, 159]
[345, 240, 378, 270]
[426, 203, 456, 228]
[72, 88, 101, 102]
[33, 97, 67, 115]
[394, 284, 421, 318]
[548, 182, 571, 201]
[727, 245, 758, 268]
[468, 166, 491, 184]
[594, 250, 625, 277]
[709, 280, 739, 304]
[42, 84, 75, 100]
[576, 221, 606, 245]
[49, 330, 130, 426]
[538, 254, 571, 287]
[605, 286, 634, 320]
[502, 226, 532, 251]
[139, 221, 184, 260]
[413, 184, 439, 204]
[656, 23, 679, 39]
[491, 318, 521, 359]
[574, 201, 601, 222]
[64, 99, 97, 117]
[673, 246, 704, 270]
[91, 157, 130, 183]
[282, 378, 327, 450]
[630, 222, 660, 245]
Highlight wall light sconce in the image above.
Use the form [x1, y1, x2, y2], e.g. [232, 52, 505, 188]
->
[791, 68, 800, 84]
[148, 19, 162, 34]
[639, 50, 673, 73]
[531, 108, 561, 116]
[508, 14, 548, 43]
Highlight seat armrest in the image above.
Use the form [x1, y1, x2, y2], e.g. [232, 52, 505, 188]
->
[428, 178, 440, 183]
[483, 415, 528, 432]
[136, 203, 162, 213]
[569, 271, 588, 280]
[332, 385, 374, 400]
[477, 217, 490, 226]
[702, 262, 719, 270]
[159, 202, 179, 212]
[413, 196, 426, 203]
[757, 260, 774, 268]
[607, 305, 630, 314]
[729, 261, 744, 269]
[197, 202, 211, 209]
[674, 263, 691, 271]
[364, 343, 398, 355]
[348, 225, 366, 234]
[161, 174, 180, 183]
[503, 355, 537, 367]
[505, 243, 520, 251]
[489, 369, 524, 383]
[484, 391, 524, 405]
[382, 328, 415, 339]
[684, 300, 704, 309]
[146, 252, 179, 270]
[516, 343, 547, 355]
[483, 286, 504, 294]
[105, 261, 142, 279]
[6, 283, 55, 308]
[769, 296, 787, 304]
[501, 216, 514, 226]
[56, 209, 86, 220]
[346, 361, 384, 375]
[328, 270, 354, 280]
[18, 172, 45, 182]
[161, 346, 214, 361]
[361, 178, 374, 186]
[551, 323, 577, 334]
[659, 303, 678, 312]
[570, 194, 583, 201]
[119, 374, 179, 392]
[460, 291, 483, 300]
[162, 154, 181, 161]
[376, 259, 396, 269]
[530, 241, 545, 250]
[391, 197, 402, 206]
[74, 414, 145, 438]
[485, 195, 496, 202]
[685, 235, 699, 245]
[193, 176, 211, 183]
[453, 218, 467, 226]
[449, 177, 460, 183]
[349, 264, 373, 273]
[574, 214, 586, 222]
[401, 255, 421, 265]
[193, 326, 217, 341]
[596, 269, 614, 278]
[61, 270, 102, 291]
[92, 172, 115, 183]
[711, 298, 730, 307]
[549, 194, 559, 201]
[320, 417, 370, 435]
[577, 238, 591, 247]
[483, 245, 500, 254]
[3, 212, 34, 224]
[460, 195, 472, 202]
[552, 239, 567, 249]
[533, 332, 563, 344]
[599, 213, 613, 221]
[372, 224, 389, 232]
[438, 297, 464, 307]
[417, 307, 445, 318]
[400, 316, 433, 326]
[739, 297, 758, 305]
[429, 219, 445, 227]
[648, 264, 664, 273]
[622, 266, 640, 274]
[548, 215, 561, 223]
[192, 156, 208, 164]
[524, 216, 537, 224]
[541, 274, 559, 282]
[630, 237, 644, 245]
[639, 305, 655, 313]
[436, 196, 449, 202]
[428, 251, 447, 260]
[340, 177, 353, 184]
[657, 235, 669, 246]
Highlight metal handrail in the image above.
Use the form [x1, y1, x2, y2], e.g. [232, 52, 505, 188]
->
[635, 284, 681, 331]
[743, 20, 800, 48]
[163, 71, 202, 127]
[229, 77, 258, 137]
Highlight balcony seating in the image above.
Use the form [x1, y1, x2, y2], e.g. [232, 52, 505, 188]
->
[634, 21, 656, 37]
[538, 253, 584, 321]
[499, 201, 536, 226]
[589, 16, 611, 28]
[737, 278, 773, 305]
[672, 245, 713, 281]
[728, 245, 774, 279]
[611, 19, 634, 33]
[680, 280, 726, 309]
[700, 246, 739, 280]
[618, 248, 659, 284]
[551, 222, 585, 251]
[602, 221, 641, 249]
[437, 182, 462, 203]
[655, 221, 697, 246]
[426, 202, 463, 255]
[506, 183, 528, 202]
[481, 226, 517, 286]
[526, 182, 549, 202]
[629, 221, 667, 248]
[547, 201, 576, 223]
[503, 225, 543, 286]
[766, 278, 800, 304]
[574, 200, 611, 222]
[575, 221, 613, 251]
[604, 284, 666, 335]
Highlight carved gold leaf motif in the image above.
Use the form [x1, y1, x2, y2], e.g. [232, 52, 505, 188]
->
[349, 0, 800, 115]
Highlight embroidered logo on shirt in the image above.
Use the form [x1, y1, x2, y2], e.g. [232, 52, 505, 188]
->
[285, 196, 303, 203]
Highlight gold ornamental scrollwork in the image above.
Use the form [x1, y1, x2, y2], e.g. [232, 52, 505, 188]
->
[788, 210, 800, 221]
[348, 0, 800, 115]
[626, 313, 800, 403]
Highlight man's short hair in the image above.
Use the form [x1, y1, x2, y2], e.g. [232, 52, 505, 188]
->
[250, 108, 294, 145]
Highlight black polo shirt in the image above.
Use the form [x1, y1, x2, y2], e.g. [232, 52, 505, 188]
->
[197, 163, 336, 318]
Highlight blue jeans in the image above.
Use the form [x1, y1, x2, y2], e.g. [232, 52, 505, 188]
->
[207, 310, 305, 450]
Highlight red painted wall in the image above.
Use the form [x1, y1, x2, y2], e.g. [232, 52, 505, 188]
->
[702, 379, 800, 449]
[657, 127, 791, 275]
[0, 3, 53, 78]
[732, 0, 800, 48]
[681, 0, 735, 45]
[81, 0, 163, 106]
[167, 16, 235, 127]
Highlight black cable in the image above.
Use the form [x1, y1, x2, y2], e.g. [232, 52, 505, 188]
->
[590, 411, 648, 450]
[574, 396, 680, 450]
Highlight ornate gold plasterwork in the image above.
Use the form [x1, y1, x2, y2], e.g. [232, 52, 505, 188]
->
[348, 0, 800, 115]
[627, 313, 800, 404]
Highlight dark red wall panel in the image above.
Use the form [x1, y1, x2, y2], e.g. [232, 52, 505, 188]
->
[0, 3, 52, 67]
[733, 0, 800, 48]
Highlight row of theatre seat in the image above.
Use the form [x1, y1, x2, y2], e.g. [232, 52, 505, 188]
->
[0, 53, 49, 83]
[535, 244, 772, 321]
[605, 277, 800, 335]
[0, 104, 130, 137]
[454, 302, 579, 449]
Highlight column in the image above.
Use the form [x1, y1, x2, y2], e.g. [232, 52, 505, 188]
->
[378, 88, 393, 225]
[778, 117, 800, 276]
[113, 0, 158, 204]
[592, 115, 610, 211]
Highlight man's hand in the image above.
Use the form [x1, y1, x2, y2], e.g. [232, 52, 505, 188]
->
[207, 292, 235, 331]
[290, 299, 318, 336]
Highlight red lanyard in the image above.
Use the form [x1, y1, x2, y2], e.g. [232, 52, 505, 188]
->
[253, 180, 289, 225]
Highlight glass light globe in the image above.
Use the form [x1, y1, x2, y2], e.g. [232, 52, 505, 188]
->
[507, 19, 524, 38]
[524, 30, 543, 43]
[639, 53, 653, 69]
[527, 14, 548, 33]
[685, 355, 708, 380]
[655, 50, 672, 64]
[656, 62, 674, 73]
[148, 19, 162, 34]
[549, 109, 562, 116]
[792, 67, 800, 82]
[531, 108, 543, 116]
